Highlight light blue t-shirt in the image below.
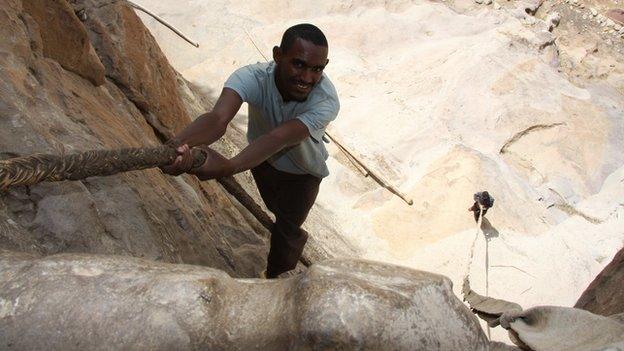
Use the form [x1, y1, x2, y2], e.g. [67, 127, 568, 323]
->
[224, 61, 340, 178]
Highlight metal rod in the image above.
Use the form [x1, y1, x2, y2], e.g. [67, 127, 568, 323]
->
[127, 0, 199, 48]
[326, 133, 413, 206]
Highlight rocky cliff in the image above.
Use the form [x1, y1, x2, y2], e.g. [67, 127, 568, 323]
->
[576, 246, 624, 316]
[0, 0, 274, 277]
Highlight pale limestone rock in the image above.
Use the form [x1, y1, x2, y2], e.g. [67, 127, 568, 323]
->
[499, 306, 624, 351]
[0, 252, 490, 351]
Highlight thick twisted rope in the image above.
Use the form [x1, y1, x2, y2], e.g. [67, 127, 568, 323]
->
[0, 145, 206, 189]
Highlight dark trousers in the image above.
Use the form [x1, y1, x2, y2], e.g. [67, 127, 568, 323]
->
[251, 161, 321, 278]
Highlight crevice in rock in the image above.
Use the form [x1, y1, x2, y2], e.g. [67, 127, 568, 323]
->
[547, 187, 603, 224]
[216, 246, 236, 271]
[551, 203, 602, 224]
[539, 37, 557, 51]
[499, 122, 566, 154]
[103, 74, 173, 142]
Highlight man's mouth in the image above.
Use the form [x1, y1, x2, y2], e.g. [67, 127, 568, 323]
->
[293, 82, 312, 92]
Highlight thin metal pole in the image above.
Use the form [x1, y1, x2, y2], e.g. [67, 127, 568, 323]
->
[127, 1, 200, 48]
[325, 133, 413, 206]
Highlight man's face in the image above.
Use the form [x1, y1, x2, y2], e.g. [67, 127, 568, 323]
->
[274, 38, 329, 102]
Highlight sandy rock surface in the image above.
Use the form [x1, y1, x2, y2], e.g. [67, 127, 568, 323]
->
[132, 0, 624, 341]
[0, 251, 489, 350]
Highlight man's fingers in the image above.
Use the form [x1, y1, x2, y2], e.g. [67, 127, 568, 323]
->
[182, 146, 193, 169]
[176, 144, 189, 155]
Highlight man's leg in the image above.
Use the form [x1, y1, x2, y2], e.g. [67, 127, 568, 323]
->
[250, 162, 279, 214]
[251, 162, 321, 278]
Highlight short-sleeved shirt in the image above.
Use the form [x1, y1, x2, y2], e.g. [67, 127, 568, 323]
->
[224, 61, 340, 178]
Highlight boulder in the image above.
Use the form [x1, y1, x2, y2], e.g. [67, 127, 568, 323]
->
[0, 252, 489, 350]
[575, 246, 624, 316]
[499, 306, 624, 351]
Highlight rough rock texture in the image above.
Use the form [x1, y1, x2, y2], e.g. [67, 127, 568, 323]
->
[0, 0, 269, 277]
[575, 246, 624, 316]
[606, 9, 624, 25]
[499, 306, 624, 351]
[0, 251, 489, 351]
[75, 0, 191, 140]
[22, 0, 105, 86]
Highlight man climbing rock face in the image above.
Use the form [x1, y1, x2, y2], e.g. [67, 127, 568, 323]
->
[162, 24, 340, 278]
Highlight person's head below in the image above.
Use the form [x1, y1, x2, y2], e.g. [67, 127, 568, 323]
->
[273, 23, 329, 102]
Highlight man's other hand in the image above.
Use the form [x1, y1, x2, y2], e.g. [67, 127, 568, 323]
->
[190, 147, 234, 180]
[160, 144, 194, 176]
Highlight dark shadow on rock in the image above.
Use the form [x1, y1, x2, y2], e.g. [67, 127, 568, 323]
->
[481, 218, 499, 240]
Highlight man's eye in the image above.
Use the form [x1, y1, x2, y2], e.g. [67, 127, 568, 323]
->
[312, 67, 323, 73]
[293, 62, 304, 68]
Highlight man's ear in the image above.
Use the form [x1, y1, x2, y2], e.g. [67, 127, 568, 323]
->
[325, 59, 329, 66]
[272, 46, 281, 63]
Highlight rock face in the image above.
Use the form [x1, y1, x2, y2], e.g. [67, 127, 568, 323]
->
[75, 0, 190, 140]
[0, 0, 268, 277]
[575, 246, 624, 316]
[21, 0, 105, 86]
[0, 251, 489, 351]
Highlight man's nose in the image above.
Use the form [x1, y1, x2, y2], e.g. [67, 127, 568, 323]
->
[300, 69, 315, 84]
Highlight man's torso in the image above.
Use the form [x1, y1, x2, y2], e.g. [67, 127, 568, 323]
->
[224, 61, 340, 178]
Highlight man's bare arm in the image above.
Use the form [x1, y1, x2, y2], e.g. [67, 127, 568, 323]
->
[161, 88, 242, 175]
[173, 88, 243, 147]
[190, 119, 310, 180]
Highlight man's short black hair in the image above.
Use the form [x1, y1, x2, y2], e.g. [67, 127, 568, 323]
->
[280, 23, 328, 53]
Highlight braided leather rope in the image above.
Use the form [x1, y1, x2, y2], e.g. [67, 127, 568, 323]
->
[0, 145, 206, 188]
